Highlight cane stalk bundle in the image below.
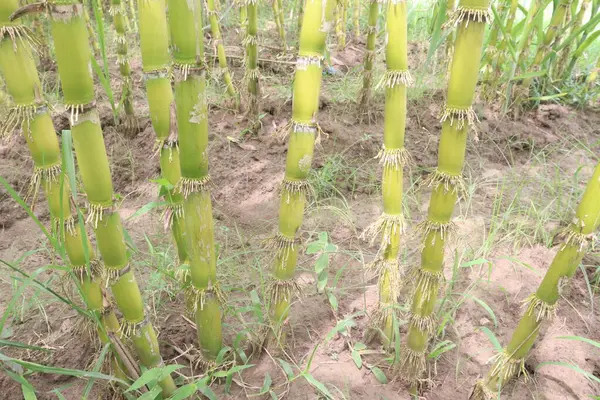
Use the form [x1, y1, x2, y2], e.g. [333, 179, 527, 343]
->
[471, 162, 600, 400]
[272, 0, 286, 48]
[357, 0, 381, 119]
[168, 0, 224, 362]
[336, 0, 348, 49]
[206, 0, 239, 105]
[268, 0, 335, 341]
[362, 0, 413, 347]
[109, 0, 137, 134]
[399, 0, 490, 385]
[46, 1, 175, 394]
[244, 0, 260, 128]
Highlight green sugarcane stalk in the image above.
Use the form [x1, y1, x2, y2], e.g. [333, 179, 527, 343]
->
[471, 163, 600, 400]
[481, 0, 508, 95]
[336, 0, 347, 49]
[272, 0, 287, 48]
[126, 0, 137, 31]
[83, 2, 100, 58]
[45, 2, 175, 395]
[362, 0, 413, 347]
[168, 0, 224, 361]
[2, 0, 129, 380]
[353, 0, 360, 37]
[136, 0, 188, 268]
[357, 0, 379, 119]
[268, 0, 336, 341]
[206, 0, 239, 106]
[244, 0, 260, 128]
[558, 0, 590, 80]
[400, 0, 490, 385]
[489, 0, 517, 95]
[109, 0, 137, 135]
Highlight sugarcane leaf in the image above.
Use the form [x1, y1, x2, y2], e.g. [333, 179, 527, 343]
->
[490, 5, 518, 62]
[277, 358, 295, 379]
[168, 383, 198, 400]
[4, 370, 36, 400]
[0, 340, 50, 352]
[574, 31, 600, 58]
[529, 92, 568, 101]
[127, 365, 183, 392]
[370, 366, 387, 384]
[512, 70, 548, 81]
[137, 386, 162, 400]
[83, 343, 111, 398]
[460, 258, 490, 268]
[351, 350, 362, 369]
[557, 336, 600, 349]
[479, 327, 502, 351]
[468, 295, 497, 328]
[198, 385, 218, 400]
[224, 364, 254, 393]
[52, 390, 66, 400]
[426, 0, 448, 64]
[259, 372, 272, 394]
[127, 201, 166, 221]
[303, 373, 333, 399]
[537, 361, 600, 384]
[428, 340, 456, 359]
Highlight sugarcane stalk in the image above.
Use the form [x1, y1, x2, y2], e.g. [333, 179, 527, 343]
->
[206, 0, 239, 106]
[272, 0, 287, 48]
[357, 0, 379, 120]
[471, 163, 600, 400]
[46, 2, 175, 395]
[268, 0, 336, 343]
[489, 0, 517, 95]
[336, 0, 347, 49]
[244, 0, 260, 129]
[83, 2, 100, 58]
[361, 0, 413, 347]
[1, 0, 127, 379]
[558, 0, 590, 80]
[126, 0, 137, 31]
[400, 0, 490, 386]
[109, 0, 137, 135]
[168, 0, 224, 362]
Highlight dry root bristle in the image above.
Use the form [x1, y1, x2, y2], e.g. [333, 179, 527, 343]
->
[244, 68, 261, 82]
[444, 6, 493, 28]
[162, 201, 184, 231]
[423, 169, 466, 196]
[86, 202, 112, 229]
[71, 258, 104, 281]
[27, 162, 62, 205]
[266, 278, 301, 305]
[122, 113, 139, 135]
[376, 69, 414, 89]
[0, 25, 39, 52]
[488, 350, 528, 386]
[103, 264, 130, 286]
[408, 312, 437, 334]
[280, 179, 313, 203]
[376, 146, 412, 169]
[1, 103, 38, 138]
[368, 258, 402, 300]
[296, 55, 323, 70]
[364, 49, 376, 64]
[361, 213, 405, 247]
[415, 219, 458, 242]
[470, 380, 497, 400]
[558, 225, 593, 253]
[371, 302, 397, 333]
[405, 266, 446, 304]
[263, 233, 298, 267]
[523, 294, 557, 322]
[119, 316, 149, 338]
[399, 347, 426, 384]
[174, 264, 191, 284]
[175, 175, 212, 198]
[274, 119, 326, 143]
[365, 24, 377, 35]
[440, 105, 479, 131]
[184, 283, 226, 316]
[242, 34, 258, 47]
[173, 63, 203, 82]
[52, 214, 77, 238]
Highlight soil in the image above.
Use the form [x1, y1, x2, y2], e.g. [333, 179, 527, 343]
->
[1, 33, 600, 400]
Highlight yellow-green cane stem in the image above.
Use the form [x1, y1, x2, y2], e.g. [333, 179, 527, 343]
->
[160, 147, 187, 263]
[353, 0, 360, 37]
[195, 295, 223, 360]
[245, 0, 260, 121]
[402, 0, 489, 383]
[83, 4, 100, 58]
[268, 0, 335, 339]
[335, 0, 347, 49]
[358, 0, 379, 113]
[473, 163, 600, 399]
[206, 0, 239, 103]
[272, 0, 287, 47]
[110, 0, 137, 133]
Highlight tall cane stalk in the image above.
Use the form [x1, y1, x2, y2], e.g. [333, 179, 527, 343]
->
[244, 0, 260, 130]
[268, 0, 336, 342]
[357, 0, 380, 121]
[361, 0, 413, 347]
[206, 0, 239, 106]
[399, 0, 491, 387]
[45, 1, 175, 394]
[109, 0, 137, 134]
[471, 163, 600, 400]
